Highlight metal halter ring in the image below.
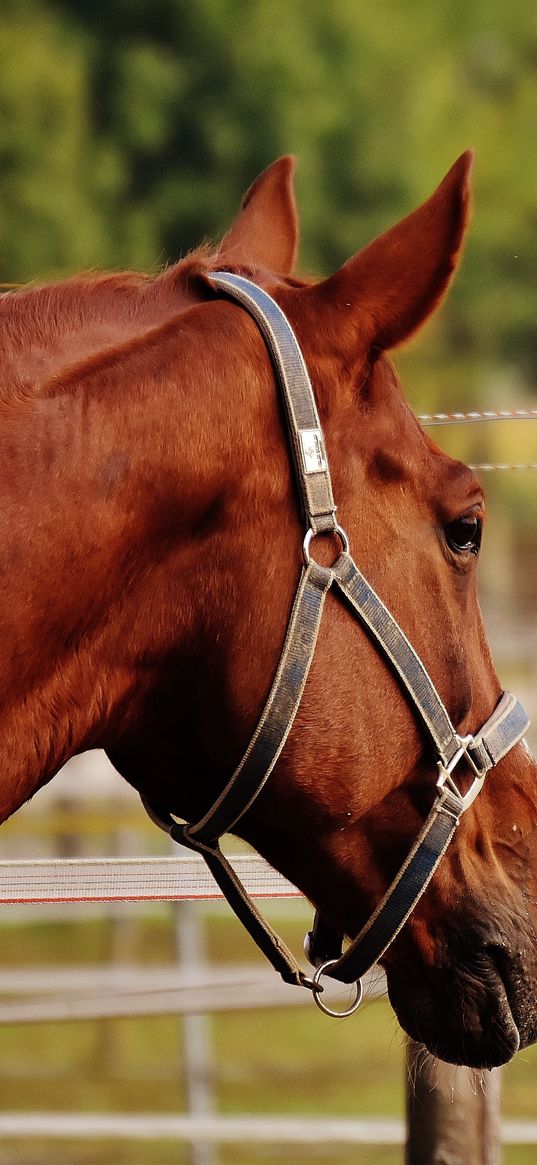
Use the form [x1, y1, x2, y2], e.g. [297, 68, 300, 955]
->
[303, 524, 349, 567]
[311, 960, 363, 1018]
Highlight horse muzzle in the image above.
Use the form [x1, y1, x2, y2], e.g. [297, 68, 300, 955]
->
[385, 924, 537, 1069]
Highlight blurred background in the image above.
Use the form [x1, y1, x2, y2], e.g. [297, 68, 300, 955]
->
[0, 1, 535, 1162]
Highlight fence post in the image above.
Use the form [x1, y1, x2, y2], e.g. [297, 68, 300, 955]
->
[174, 898, 217, 1165]
[405, 1040, 502, 1165]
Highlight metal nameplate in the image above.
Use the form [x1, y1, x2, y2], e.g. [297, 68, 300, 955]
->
[299, 429, 327, 475]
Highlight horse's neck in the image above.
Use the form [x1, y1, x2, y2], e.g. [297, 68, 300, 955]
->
[0, 306, 218, 820]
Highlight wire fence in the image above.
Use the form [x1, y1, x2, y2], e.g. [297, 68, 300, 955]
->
[418, 407, 537, 470]
[418, 408, 537, 425]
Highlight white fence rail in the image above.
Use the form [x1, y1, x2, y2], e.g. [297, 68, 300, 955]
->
[0, 853, 297, 904]
[1, 1112, 537, 1145]
[0, 963, 385, 1024]
[1, 853, 536, 1153]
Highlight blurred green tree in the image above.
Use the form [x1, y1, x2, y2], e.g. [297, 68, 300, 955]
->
[0, 0, 535, 410]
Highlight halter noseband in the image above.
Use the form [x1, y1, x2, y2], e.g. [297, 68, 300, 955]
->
[143, 272, 529, 1017]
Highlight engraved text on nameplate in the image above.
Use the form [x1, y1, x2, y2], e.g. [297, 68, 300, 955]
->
[299, 429, 328, 475]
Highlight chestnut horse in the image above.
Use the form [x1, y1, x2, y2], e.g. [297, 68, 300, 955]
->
[1, 154, 536, 1069]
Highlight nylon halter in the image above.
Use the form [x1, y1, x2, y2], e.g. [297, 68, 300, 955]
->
[143, 271, 530, 1017]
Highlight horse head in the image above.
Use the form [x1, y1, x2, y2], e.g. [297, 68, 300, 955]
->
[1, 153, 536, 1069]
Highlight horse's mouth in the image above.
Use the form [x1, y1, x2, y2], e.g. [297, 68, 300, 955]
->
[385, 947, 527, 1069]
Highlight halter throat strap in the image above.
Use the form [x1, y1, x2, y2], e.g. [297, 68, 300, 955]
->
[143, 272, 529, 1004]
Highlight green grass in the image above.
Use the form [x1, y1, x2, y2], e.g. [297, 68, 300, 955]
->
[213, 999, 404, 1117]
[0, 1144, 402, 1165]
[0, 1142, 190, 1165]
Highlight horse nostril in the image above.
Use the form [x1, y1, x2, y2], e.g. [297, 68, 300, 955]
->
[485, 943, 513, 993]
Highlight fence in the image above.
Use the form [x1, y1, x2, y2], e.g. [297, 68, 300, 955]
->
[0, 850, 537, 1163]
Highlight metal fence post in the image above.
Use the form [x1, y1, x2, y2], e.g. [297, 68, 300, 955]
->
[405, 1040, 502, 1165]
[173, 898, 217, 1165]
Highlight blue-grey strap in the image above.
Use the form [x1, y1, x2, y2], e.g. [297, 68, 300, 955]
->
[467, 691, 530, 773]
[209, 272, 337, 535]
[185, 560, 333, 845]
[318, 784, 464, 984]
[333, 554, 529, 775]
[333, 553, 464, 767]
[170, 829, 311, 988]
[308, 690, 529, 987]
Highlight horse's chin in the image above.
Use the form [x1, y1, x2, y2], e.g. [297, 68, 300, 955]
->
[385, 951, 526, 1069]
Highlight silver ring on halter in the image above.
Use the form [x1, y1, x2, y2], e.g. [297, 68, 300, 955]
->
[311, 959, 363, 1018]
[303, 524, 349, 567]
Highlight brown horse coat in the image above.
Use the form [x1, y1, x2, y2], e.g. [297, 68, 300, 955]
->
[1, 154, 536, 1068]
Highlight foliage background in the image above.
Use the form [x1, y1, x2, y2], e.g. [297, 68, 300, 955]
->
[1, 0, 535, 394]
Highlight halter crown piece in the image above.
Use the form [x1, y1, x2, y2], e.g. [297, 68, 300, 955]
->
[143, 272, 529, 1018]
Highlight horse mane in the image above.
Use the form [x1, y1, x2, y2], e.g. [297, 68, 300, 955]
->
[0, 246, 309, 410]
[0, 248, 212, 403]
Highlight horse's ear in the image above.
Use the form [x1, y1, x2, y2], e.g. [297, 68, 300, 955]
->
[307, 152, 474, 355]
[216, 156, 299, 275]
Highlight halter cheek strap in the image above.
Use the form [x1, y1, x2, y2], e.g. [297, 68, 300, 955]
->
[142, 272, 530, 1012]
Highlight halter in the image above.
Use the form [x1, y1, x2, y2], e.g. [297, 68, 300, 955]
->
[143, 272, 529, 1017]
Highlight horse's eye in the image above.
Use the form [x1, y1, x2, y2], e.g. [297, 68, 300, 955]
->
[445, 514, 482, 556]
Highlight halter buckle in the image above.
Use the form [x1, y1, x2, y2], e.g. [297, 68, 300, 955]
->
[436, 734, 486, 813]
